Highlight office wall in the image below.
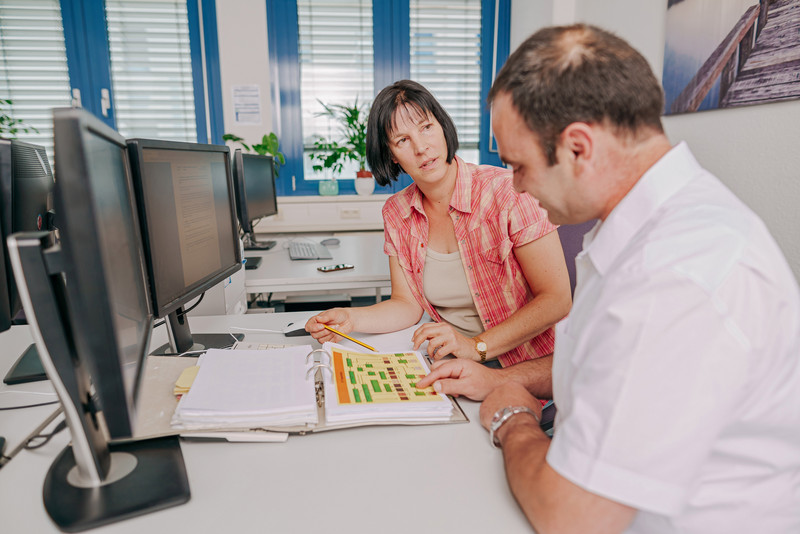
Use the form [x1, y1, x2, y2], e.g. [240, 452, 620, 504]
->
[215, 1, 799, 279]
[509, 0, 800, 280]
[215, 0, 273, 146]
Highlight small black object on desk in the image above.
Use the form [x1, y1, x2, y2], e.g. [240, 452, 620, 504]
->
[244, 239, 276, 251]
[283, 322, 310, 337]
[244, 256, 263, 270]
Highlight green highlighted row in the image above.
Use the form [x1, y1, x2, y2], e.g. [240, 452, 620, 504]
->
[361, 384, 373, 402]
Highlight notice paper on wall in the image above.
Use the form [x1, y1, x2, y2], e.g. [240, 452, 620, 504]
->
[232, 85, 262, 125]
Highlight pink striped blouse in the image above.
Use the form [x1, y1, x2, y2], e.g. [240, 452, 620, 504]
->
[382, 156, 557, 367]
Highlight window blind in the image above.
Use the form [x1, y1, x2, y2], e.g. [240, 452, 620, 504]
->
[0, 0, 72, 159]
[297, 0, 373, 149]
[410, 0, 481, 150]
[105, 0, 197, 142]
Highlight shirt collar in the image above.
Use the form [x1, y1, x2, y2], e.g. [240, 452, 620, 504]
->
[449, 156, 473, 214]
[399, 155, 471, 218]
[583, 142, 701, 275]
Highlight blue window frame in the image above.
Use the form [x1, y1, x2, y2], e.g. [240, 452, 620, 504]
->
[58, 0, 222, 143]
[266, 0, 509, 197]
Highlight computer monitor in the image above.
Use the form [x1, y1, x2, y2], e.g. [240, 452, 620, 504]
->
[7, 107, 189, 531]
[232, 149, 277, 251]
[127, 138, 243, 355]
[0, 138, 54, 385]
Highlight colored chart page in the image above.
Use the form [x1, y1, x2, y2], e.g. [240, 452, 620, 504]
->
[329, 347, 441, 405]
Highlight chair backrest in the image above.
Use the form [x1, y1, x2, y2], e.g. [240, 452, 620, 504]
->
[557, 220, 597, 296]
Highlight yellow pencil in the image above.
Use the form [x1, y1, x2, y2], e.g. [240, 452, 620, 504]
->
[323, 325, 377, 352]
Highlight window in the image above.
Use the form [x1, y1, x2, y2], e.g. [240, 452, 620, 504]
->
[0, 0, 73, 158]
[105, 0, 198, 141]
[297, 0, 373, 180]
[267, 0, 509, 196]
[0, 0, 221, 157]
[410, 0, 481, 164]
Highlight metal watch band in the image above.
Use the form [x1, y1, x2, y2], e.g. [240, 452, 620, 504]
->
[489, 406, 541, 448]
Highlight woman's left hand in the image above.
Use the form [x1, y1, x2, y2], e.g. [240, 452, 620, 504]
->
[412, 322, 479, 361]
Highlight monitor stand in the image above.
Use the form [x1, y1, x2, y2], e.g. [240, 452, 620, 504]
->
[44, 436, 190, 532]
[242, 232, 276, 251]
[150, 306, 244, 356]
[3, 343, 47, 384]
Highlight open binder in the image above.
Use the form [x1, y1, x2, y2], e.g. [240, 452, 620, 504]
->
[131, 343, 467, 441]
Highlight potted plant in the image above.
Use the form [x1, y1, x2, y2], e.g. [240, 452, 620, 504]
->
[307, 98, 374, 195]
[222, 132, 286, 176]
[1, 99, 38, 138]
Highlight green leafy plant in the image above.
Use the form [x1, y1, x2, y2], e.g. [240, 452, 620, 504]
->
[307, 98, 370, 179]
[0, 99, 39, 138]
[223, 132, 286, 176]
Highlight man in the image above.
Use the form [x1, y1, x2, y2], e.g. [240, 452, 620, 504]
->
[416, 24, 800, 533]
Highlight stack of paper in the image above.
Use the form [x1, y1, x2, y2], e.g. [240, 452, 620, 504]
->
[320, 343, 453, 425]
[171, 346, 318, 430]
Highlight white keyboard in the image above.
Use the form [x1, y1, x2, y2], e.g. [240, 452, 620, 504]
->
[288, 241, 332, 260]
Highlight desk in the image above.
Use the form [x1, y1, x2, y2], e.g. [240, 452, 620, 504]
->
[244, 233, 391, 303]
[0, 313, 532, 533]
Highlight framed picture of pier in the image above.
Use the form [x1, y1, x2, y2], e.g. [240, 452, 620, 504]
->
[662, 0, 800, 115]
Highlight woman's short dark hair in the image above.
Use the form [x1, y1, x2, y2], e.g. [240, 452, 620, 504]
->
[488, 24, 664, 166]
[366, 80, 459, 186]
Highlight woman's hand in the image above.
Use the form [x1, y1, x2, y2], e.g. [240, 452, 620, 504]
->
[412, 322, 478, 361]
[305, 308, 355, 344]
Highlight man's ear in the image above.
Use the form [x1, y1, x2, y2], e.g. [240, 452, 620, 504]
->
[560, 123, 593, 166]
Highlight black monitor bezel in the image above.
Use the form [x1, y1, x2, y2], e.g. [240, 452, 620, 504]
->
[52, 107, 154, 439]
[0, 138, 54, 332]
[126, 138, 242, 319]
[0, 139, 12, 331]
[232, 149, 277, 234]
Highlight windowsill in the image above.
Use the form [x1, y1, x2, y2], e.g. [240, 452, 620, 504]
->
[254, 194, 389, 233]
[277, 194, 392, 204]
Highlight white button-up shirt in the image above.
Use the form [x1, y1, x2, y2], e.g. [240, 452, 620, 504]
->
[548, 142, 800, 533]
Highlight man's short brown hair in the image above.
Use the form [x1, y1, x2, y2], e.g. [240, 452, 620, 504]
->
[489, 24, 664, 165]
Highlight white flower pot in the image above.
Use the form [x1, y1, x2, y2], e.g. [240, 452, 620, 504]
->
[355, 176, 375, 195]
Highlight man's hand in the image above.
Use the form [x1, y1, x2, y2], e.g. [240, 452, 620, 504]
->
[416, 359, 504, 401]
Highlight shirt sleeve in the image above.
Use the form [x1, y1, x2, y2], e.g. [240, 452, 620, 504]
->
[506, 189, 557, 247]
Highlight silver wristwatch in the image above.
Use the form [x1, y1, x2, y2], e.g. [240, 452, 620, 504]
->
[489, 406, 541, 448]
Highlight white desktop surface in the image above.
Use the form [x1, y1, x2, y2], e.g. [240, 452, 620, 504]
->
[244, 233, 391, 295]
[0, 313, 532, 533]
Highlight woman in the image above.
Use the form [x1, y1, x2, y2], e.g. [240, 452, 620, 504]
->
[306, 80, 570, 368]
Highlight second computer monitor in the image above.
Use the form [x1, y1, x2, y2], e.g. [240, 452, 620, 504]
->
[127, 139, 242, 354]
[232, 149, 277, 250]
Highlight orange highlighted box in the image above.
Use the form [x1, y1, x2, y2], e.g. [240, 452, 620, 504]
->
[332, 350, 351, 404]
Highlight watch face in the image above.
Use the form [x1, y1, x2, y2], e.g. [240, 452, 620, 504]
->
[477, 342, 487, 351]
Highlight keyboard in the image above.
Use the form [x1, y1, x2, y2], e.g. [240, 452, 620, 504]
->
[288, 241, 333, 260]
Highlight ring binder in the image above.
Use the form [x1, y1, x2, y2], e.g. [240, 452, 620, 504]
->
[164, 344, 468, 437]
[305, 362, 332, 380]
[305, 348, 329, 365]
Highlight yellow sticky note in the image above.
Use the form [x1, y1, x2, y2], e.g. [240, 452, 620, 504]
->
[174, 365, 200, 395]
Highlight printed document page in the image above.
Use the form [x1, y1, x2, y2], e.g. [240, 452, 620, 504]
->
[172, 346, 317, 429]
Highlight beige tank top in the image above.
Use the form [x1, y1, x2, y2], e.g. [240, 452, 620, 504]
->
[422, 248, 483, 337]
